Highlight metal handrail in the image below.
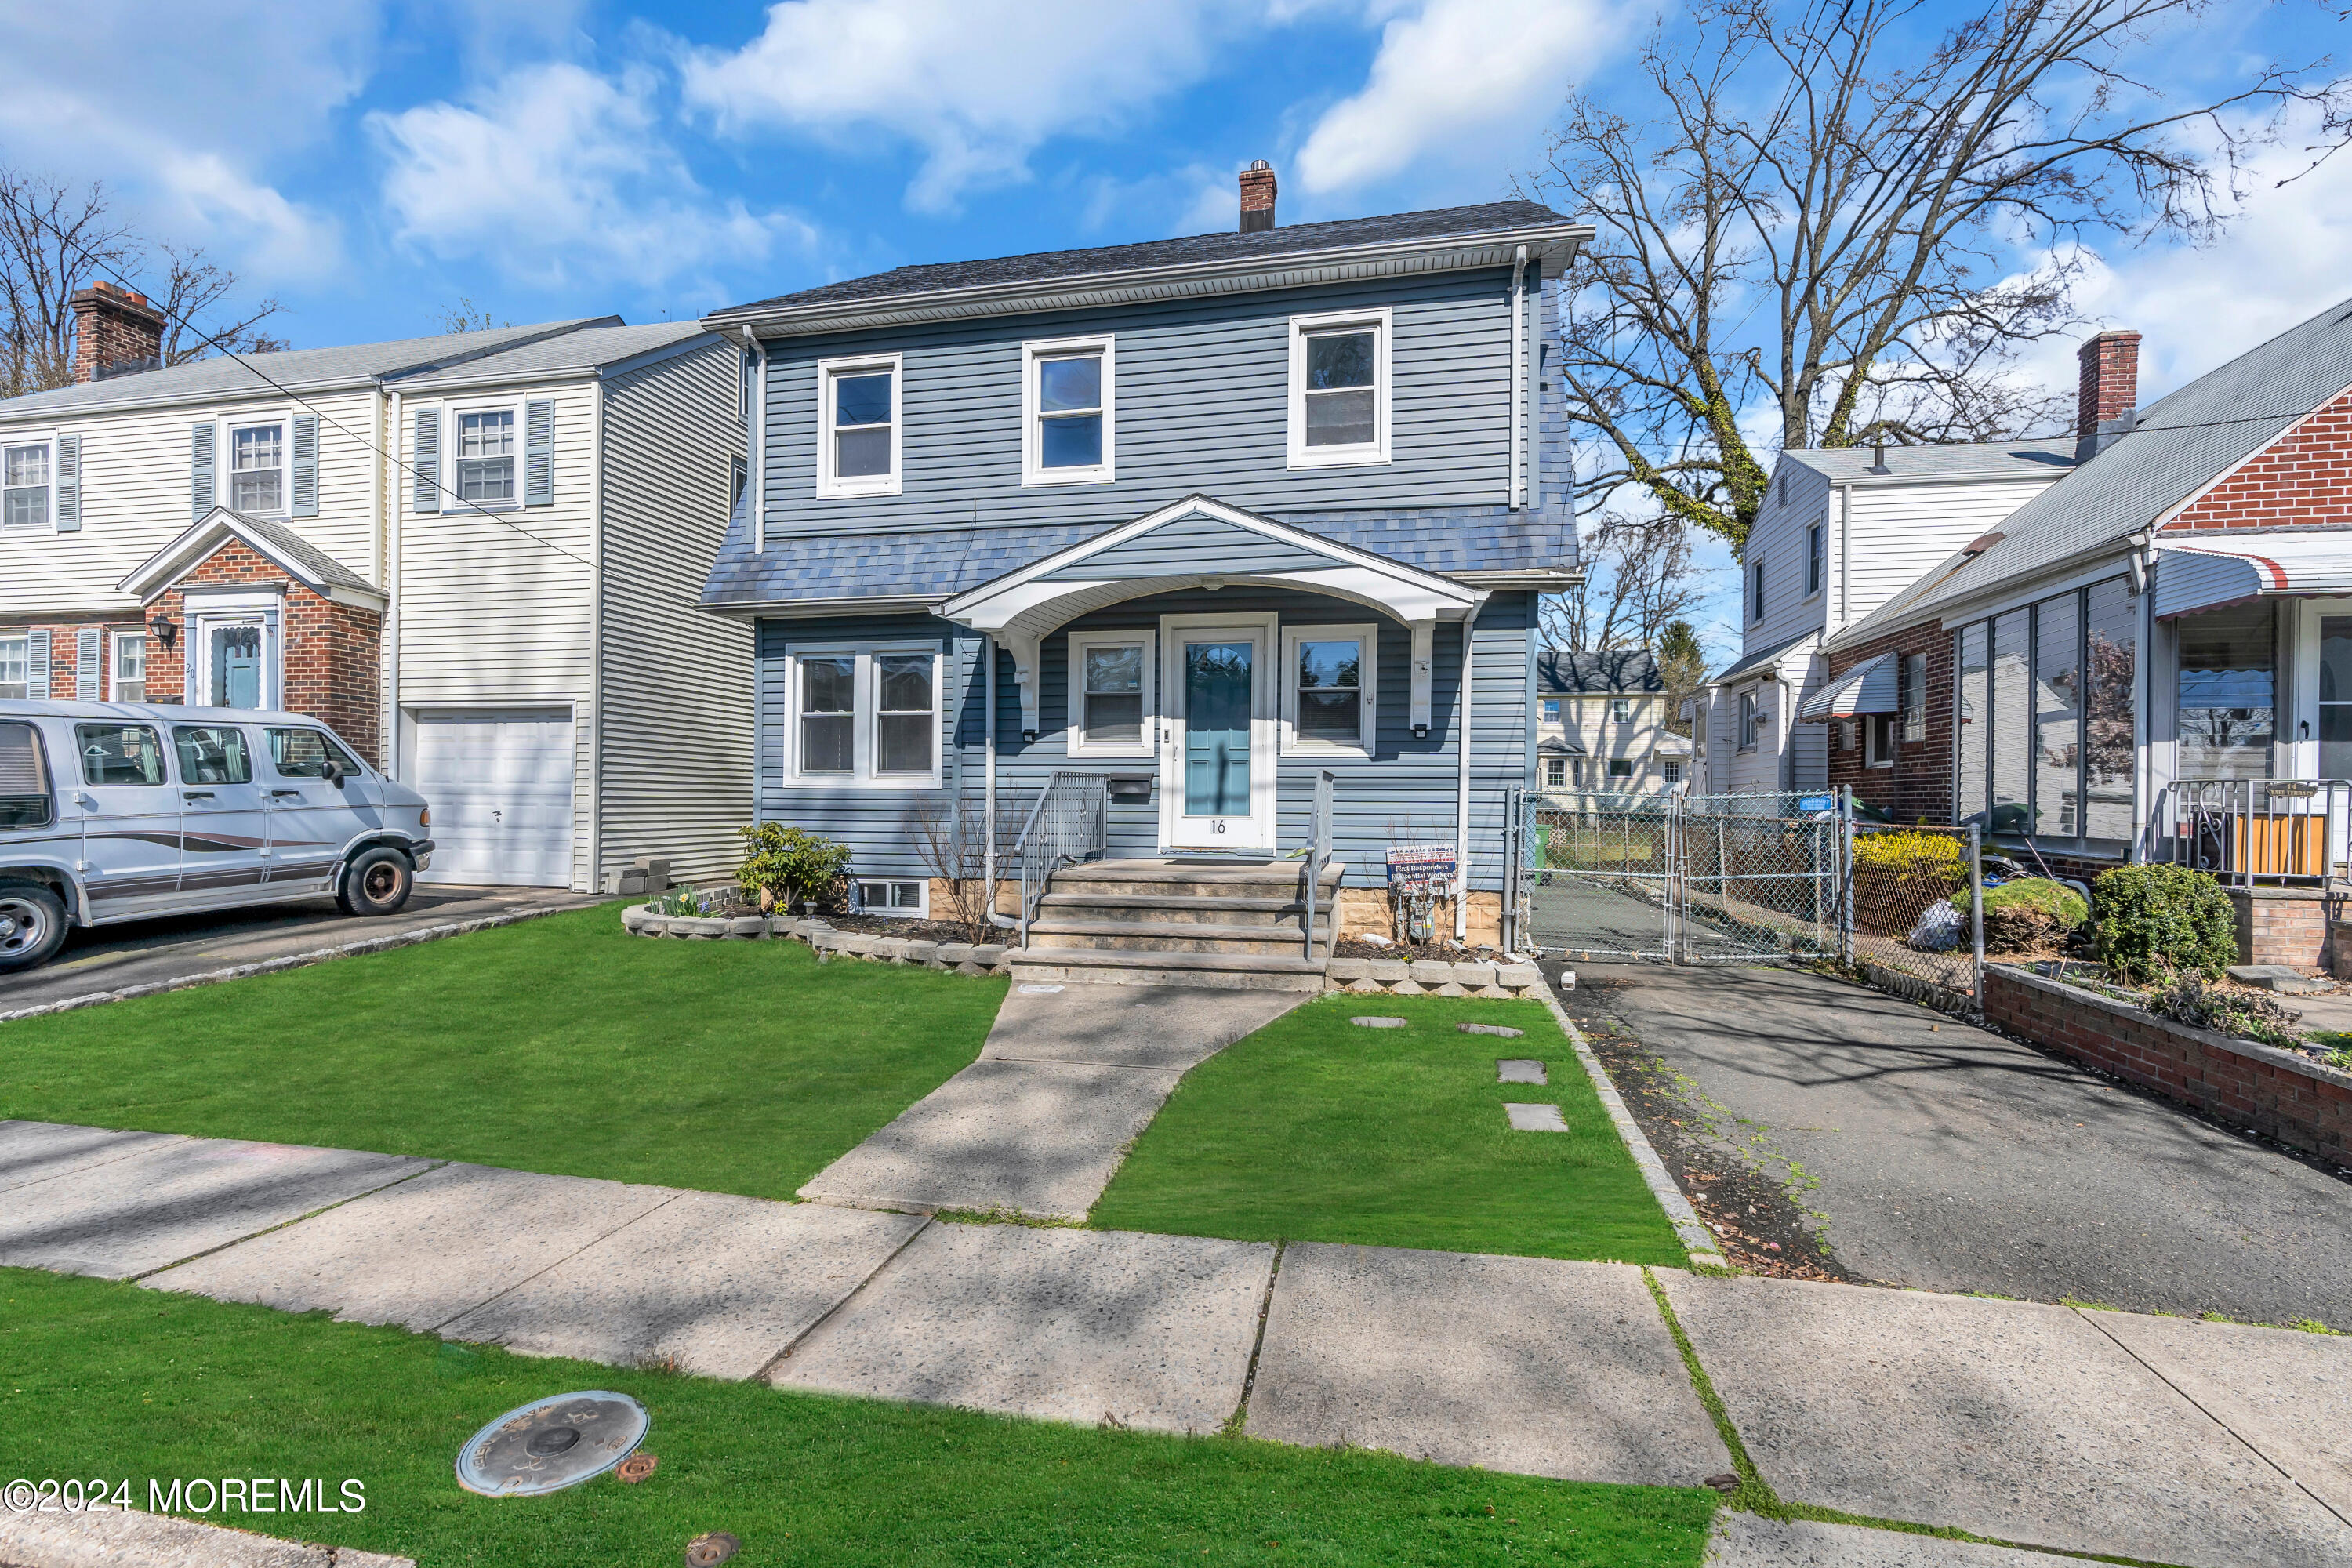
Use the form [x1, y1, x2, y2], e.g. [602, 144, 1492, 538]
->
[1304, 768, 1336, 960]
[1014, 771, 1109, 949]
[2155, 778, 2350, 887]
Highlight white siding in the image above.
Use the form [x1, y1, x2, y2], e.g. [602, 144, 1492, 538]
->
[1840, 477, 2057, 630]
[1743, 461, 1834, 653]
[1538, 692, 1686, 791]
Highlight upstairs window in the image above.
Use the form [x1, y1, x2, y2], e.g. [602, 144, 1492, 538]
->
[1807, 523, 1824, 596]
[1541, 698, 1561, 725]
[1610, 698, 1632, 722]
[817, 355, 902, 498]
[1023, 339, 1114, 484]
[456, 408, 516, 503]
[1751, 556, 1767, 622]
[4, 442, 49, 529]
[1289, 308, 1390, 467]
[229, 423, 285, 513]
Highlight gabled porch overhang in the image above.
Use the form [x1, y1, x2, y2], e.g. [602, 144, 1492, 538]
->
[119, 506, 387, 612]
[935, 494, 1486, 738]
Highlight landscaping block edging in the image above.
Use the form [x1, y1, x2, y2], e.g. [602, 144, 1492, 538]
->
[620, 905, 1014, 975]
[1321, 956, 1544, 998]
[1983, 964, 2352, 1169]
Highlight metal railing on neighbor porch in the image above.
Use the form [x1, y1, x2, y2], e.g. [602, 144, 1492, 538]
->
[2154, 779, 2350, 887]
[1302, 768, 1335, 960]
[1014, 771, 1109, 949]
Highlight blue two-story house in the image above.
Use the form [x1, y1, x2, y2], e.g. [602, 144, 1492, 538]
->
[699, 167, 1586, 984]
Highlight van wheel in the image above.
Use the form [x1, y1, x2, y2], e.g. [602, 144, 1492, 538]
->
[337, 848, 415, 917]
[0, 881, 70, 973]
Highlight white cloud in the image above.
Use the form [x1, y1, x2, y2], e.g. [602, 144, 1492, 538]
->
[370, 62, 816, 288]
[679, 0, 1263, 214]
[1292, 0, 1621, 195]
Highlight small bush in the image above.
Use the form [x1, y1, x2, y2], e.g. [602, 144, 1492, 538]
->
[2090, 863, 2236, 983]
[2146, 971, 2303, 1049]
[1852, 829, 1967, 891]
[736, 822, 855, 914]
[1961, 877, 2089, 952]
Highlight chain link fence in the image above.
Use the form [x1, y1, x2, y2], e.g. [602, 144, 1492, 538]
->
[1843, 820, 1984, 1011]
[1678, 793, 1841, 964]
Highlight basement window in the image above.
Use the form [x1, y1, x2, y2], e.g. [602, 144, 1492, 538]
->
[855, 879, 927, 918]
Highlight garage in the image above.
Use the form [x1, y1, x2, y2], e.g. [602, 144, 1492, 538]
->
[405, 709, 577, 887]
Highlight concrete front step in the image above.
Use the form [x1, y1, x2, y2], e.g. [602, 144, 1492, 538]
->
[1008, 946, 1330, 993]
[1029, 918, 1330, 956]
[1047, 858, 1347, 902]
[1036, 891, 1315, 928]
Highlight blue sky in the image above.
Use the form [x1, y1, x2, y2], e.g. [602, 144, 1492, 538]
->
[2, 0, 2347, 661]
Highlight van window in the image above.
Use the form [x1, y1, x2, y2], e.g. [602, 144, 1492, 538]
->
[76, 724, 167, 786]
[0, 721, 52, 827]
[267, 728, 361, 779]
[174, 726, 253, 785]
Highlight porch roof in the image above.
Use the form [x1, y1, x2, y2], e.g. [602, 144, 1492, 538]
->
[2154, 532, 2352, 619]
[118, 507, 385, 612]
[1798, 652, 1898, 720]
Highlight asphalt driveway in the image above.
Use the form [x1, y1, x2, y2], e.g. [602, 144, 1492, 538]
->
[1562, 962, 2352, 1327]
[1, 886, 593, 1012]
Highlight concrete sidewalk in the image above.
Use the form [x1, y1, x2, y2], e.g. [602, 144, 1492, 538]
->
[6, 1116, 2352, 1566]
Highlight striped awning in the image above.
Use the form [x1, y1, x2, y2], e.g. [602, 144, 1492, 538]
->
[2155, 532, 2352, 619]
[1798, 652, 1897, 722]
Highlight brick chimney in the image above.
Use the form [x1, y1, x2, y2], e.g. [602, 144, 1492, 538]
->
[2075, 328, 2140, 461]
[1239, 160, 1277, 233]
[71, 281, 167, 383]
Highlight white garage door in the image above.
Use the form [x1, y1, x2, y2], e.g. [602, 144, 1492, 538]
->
[408, 709, 576, 887]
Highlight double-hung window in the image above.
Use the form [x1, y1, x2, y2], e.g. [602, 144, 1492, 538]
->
[3, 441, 50, 529]
[1023, 338, 1113, 484]
[787, 643, 940, 786]
[229, 423, 285, 512]
[0, 634, 29, 699]
[1281, 623, 1376, 755]
[1541, 698, 1561, 726]
[1544, 757, 1566, 788]
[1610, 698, 1632, 722]
[111, 632, 146, 702]
[1288, 308, 1390, 467]
[456, 408, 517, 504]
[1736, 691, 1758, 753]
[1067, 632, 1151, 757]
[816, 354, 902, 497]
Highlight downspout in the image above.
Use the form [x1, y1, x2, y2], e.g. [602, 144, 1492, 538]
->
[1509, 246, 1527, 510]
[2131, 526, 2154, 862]
[739, 327, 767, 554]
[383, 388, 402, 779]
[586, 376, 607, 895]
[1454, 597, 1488, 942]
[984, 633, 998, 916]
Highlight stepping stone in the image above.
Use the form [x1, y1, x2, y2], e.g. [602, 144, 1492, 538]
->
[773, 1223, 1272, 1435]
[1352, 1016, 1407, 1029]
[1497, 1059, 1548, 1085]
[1458, 1022, 1524, 1037]
[1247, 1242, 1731, 1486]
[1505, 1103, 1569, 1132]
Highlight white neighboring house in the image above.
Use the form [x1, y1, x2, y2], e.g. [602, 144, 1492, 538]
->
[1536, 649, 1692, 793]
[0, 287, 749, 891]
[1689, 441, 2074, 794]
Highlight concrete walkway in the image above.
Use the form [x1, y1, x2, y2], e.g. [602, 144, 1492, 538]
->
[797, 982, 1303, 1220]
[6, 1116, 2352, 1566]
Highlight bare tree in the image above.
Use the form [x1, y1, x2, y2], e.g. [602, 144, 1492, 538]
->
[910, 793, 1014, 942]
[1526, 0, 2351, 553]
[1540, 511, 1711, 652]
[158, 245, 285, 365]
[435, 297, 510, 335]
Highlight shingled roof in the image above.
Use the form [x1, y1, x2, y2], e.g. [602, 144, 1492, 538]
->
[1537, 648, 1664, 694]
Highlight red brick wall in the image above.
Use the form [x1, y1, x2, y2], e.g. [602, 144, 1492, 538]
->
[1824, 620, 1955, 822]
[2232, 887, 2334, 971]
[7, 616, 151, 699]
[1985, 964, 2352, 1167]
[2163, 383, 2352, 532]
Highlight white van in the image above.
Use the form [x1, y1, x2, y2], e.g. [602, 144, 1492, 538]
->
[0, 699, 433, 974]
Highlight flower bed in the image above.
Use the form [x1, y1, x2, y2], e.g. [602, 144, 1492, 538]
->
[620, 905, 1012, 975]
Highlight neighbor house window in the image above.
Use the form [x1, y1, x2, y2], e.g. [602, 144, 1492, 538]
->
[1022, 338, 1113, 484]
[1866, 710, 1896, 768]
[1751, 556, 1767, 622]
[1737, 691, 1757, 752]
[1610, 698, 1632, 722]
[856, 878, 927, 918]
[111, 632, 145, 702]
[1281, 624, 1375, 754]
[1288, 308, 1390, 467]
[3, 441, 50, 529]
[786, 643, 941, 786]
[1900, 652, 1927, 742]
[1607, 759, 1634, 780]
[0, 634, 29, 699]
[1807, 523, 1824, 596]
[456, 408, 516, 503]
[1541, 698, 1561, 725]
[815, 354, 902, 498]
[1067, 632, 1151, 757]
[1662, 760, 1682, 784]
[1544, 757, 1566, 788]
[229, 423, 285, 512]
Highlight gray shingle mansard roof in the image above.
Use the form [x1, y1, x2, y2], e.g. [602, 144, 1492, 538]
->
[0, 318, 622, 419]
[1537, 648, 1664, 694]
[714, 201, 1573, 318]
[1831, 291, 2352, 649]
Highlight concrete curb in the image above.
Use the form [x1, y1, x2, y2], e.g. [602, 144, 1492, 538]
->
[0, 903, 593, 1027]
[1536, 978, 1729, 1271]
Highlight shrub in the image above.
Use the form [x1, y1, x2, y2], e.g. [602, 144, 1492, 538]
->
[2146, 971, 2303, 1050]
[2090, 863, 2236, 983]
[736, 823, 855, 914]
[1959, 877, 2090, 952]
[1852, 829, 1967, 889]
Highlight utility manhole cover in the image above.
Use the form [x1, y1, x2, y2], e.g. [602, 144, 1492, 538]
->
[456, 1390, 650, 1497]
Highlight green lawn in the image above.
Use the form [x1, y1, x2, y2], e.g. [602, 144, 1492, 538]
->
[0, 906, 1004, 1200]
[2, 1269, 1715, 1567]
[1091, 996, 1686, 1265]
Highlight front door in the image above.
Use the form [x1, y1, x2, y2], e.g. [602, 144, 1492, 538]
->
[188, 610, 274, 710]
[1160, 615, 1275, 851]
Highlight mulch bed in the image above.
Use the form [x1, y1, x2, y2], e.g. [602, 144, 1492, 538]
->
[816, 913, 989, 944]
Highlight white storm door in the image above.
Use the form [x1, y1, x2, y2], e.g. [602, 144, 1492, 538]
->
[1159, 615, 1276, 851]
[408, 709, 575, 887]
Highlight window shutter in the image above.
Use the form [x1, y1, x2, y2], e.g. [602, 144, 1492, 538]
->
[412, 407, 440, 514]
[524, 398, 554, 506]
[27, 630, 49, 701]
[191, 423, 215, 519]
[76, 630, 100, 701]
[290, 413, 318, 517]
[54, 434, 80, 531]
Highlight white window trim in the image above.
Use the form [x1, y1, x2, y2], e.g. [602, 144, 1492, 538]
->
[0, 632, 30, 699]
[1287, 307, 1392, 470]
[1606, 758, 1636, 780]
[1543, 757, 1567, 788]
[1805, 521, 1824, 601]
[782, 640, 942, 788]
[1279, 622, 1377, 757]
[1865, 712, 1896, 768]
[110, 629, 147, 702]
[1736, 689, 1759, 753]
[855, 877, 931, 919]
[223, 414, 291, 517]
[1750, 554, 1766, 623]
[1021, 336, 1115, 486]
[450, 400, 523, 511]
[2, 431, 57, 533]
[815, 353, 904, 499]
[1065, 629, 1153, 758]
